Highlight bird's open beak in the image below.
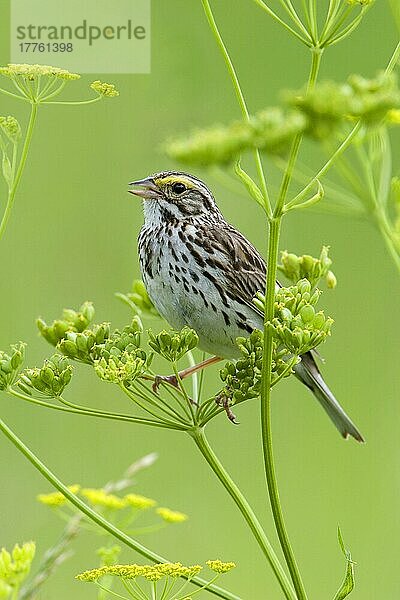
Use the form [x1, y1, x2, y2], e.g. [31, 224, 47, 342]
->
[128, 177, 160, 200]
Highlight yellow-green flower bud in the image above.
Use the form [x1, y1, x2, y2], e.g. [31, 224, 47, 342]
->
[90, 80, 119, 97]
[0, 63, 80, 81]
[0, 116, 21, 143]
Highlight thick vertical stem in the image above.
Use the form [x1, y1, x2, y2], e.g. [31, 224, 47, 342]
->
[0, 102, 38, 241]
[260, 218, 308, 600]
[190, 426, 296, 600]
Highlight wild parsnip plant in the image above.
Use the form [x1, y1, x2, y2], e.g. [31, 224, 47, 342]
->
[0, 262, 344, 600]
[0, 64, 118, 241]
[76, 560, 236, 600]
[0, 2, 397, 600]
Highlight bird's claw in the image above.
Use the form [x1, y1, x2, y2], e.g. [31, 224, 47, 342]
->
[152, 374, 178, 393]
[215, 394, 239, 424]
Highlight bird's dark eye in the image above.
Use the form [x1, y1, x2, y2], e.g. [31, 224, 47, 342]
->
[172, 182, 186, 195]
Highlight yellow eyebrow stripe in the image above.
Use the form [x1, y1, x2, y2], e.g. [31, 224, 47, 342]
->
[155, 175, 195, 188]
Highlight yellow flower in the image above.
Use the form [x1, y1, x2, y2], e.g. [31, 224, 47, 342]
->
[206, 560, 236, 574]
[124, 493, 156, 509]
[0, 64, 80, 81]
[81, 488, 126, 510]
[387, 108, 400, 124]
[37, 485, 80, 507]
[156, 507, 188, 523]
[76, 562, 202, 582]
[90, 80, 119, 97]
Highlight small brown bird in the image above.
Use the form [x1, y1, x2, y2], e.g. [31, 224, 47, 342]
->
[130, 170, 364, 442]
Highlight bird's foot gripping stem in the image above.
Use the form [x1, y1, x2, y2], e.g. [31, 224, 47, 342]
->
[215, 394, 238, 424]
[152, 374, 178, 393]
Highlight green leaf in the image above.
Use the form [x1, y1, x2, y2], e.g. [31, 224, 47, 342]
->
[333, 528, 355, 600]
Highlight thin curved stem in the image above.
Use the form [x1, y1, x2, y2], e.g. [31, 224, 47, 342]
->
[200, 0, 271, 216]
[252, 0, 312, 46]
[120, 384, 186, 429]
[190, 427, 296, 600]
[41, 96, 102, 106]
[0, 87, 29, 101]
[386, 40, 400, 76]
[286, 122, 361, 210]
[8, 388, 181, 430]
[274, 46, 321, 219]
[0, 101, 38, 241]
[0, 416, 242, 600]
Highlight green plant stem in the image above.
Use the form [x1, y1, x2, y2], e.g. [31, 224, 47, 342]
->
[256, 42, 323, 600]
[286, 122, 362, 210]
[200, 0, 271, 216]
[19, 514, 79, 600]
[190, 426, 296, 600]
[260, 217, 308, 600]
[0, 101, 38, 241]
[0, 416, 241, 600]
[41, 96, 103, 106]
[8, 387, 180, 430]
[252, 0, 312, 45]
[0, 87, 29, 101]
[373, 204, 400, 276]
[385, 40, 400, 75]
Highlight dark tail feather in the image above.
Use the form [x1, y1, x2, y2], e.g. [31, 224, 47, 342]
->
[294, 352, 364, 443]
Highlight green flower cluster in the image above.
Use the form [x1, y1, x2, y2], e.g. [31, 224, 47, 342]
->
[77, 561, 203, 582]
[278, 246, 337, 289]
[219, 330, 296, 404]
[0, 63, 80, 81]
[38, 304, 152, 384]
[165, 71, 399, 167]
[0, 542, 36, 598]
[93, 320, 151, 384]
[165, 108, 305, 166]
[55, 323, 109, 364]
[94, 349, 148, 385]
[0, 116, 21, 143]
[37, 301, 95, 346]
[116, 280, 160, 317]
[18, 354, 72, 398]
[287, 72, 400, 138]
[0, 342, 25, 391]
[259, 280, 334, 355]
[90, 80, 119, 98]
[148, 327, 198, 363]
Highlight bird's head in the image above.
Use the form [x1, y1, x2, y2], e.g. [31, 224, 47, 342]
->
[129, 171, 220, 221]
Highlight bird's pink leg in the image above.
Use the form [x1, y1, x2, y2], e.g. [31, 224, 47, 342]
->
[152, 355, 222, 392]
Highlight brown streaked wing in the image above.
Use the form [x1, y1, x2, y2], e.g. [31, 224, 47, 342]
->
[207, 222, 267, 314]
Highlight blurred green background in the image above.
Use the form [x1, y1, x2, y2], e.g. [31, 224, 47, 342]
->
[0, 1, 399, 598]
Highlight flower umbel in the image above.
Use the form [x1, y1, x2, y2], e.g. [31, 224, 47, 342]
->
[206, 560, 236, 574]
[0, 542, 36, 594]
[148, 327, 198, 363]
[76, 560, 233, 599]
[0, 343, 25, 391]
[156, 507, 188, 523]
[0, 63, 80, 81]
[18, 354, 73, 398]
[0, 116, 21, 143]
[37, 485, 80, 507]
[90, 80, 119, 98]
[278, 246, 337, 290]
